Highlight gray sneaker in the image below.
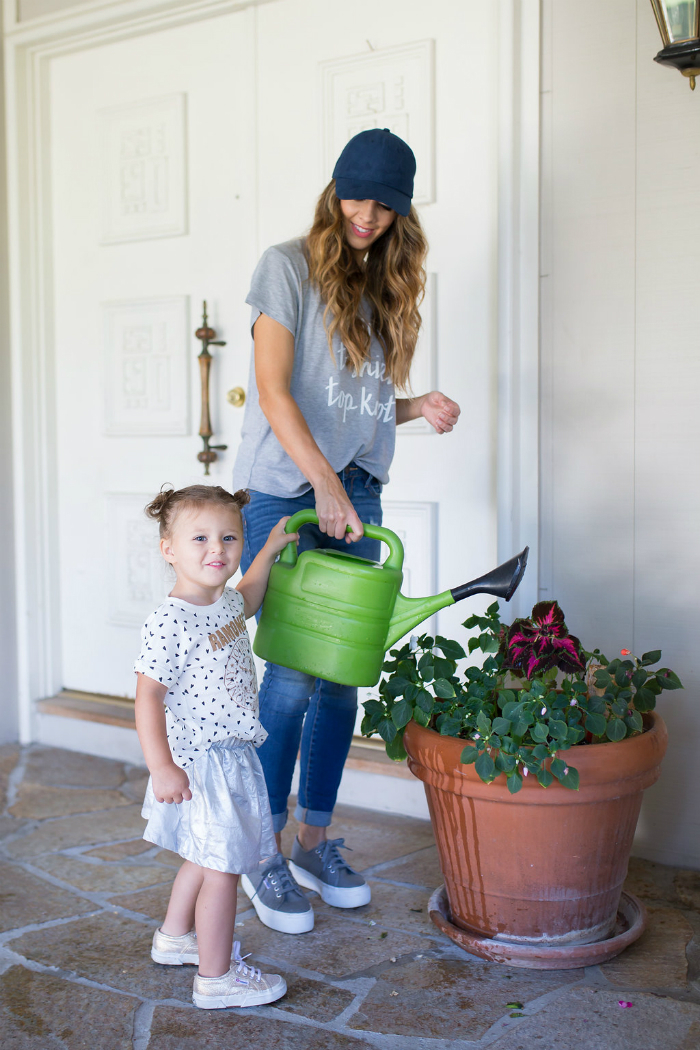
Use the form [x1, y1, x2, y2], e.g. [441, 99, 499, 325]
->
[289, 837, 371, 908]
[241, 853, 314, 934]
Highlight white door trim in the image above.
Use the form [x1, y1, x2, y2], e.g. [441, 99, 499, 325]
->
[5, 0, 541, 742]
[3, 0, 273, 41]
[496, 0, 540, 618]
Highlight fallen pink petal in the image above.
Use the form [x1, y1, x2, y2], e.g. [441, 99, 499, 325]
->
[617, 1001, 634, 1008]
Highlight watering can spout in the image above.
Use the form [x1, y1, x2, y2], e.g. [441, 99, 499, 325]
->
[450, 546, 529, 604]
[384, 546, 529, 651]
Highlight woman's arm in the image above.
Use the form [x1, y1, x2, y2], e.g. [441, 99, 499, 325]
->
[396, 391, 461, 434]
[135, 673, 191, 804]
[237, 516, 299, 618]
[254, 313, 364, 542]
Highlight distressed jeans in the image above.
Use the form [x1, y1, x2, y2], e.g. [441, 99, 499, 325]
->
[240, 463, 383, 833]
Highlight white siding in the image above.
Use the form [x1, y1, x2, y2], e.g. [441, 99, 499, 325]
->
[542, 0, 700, 868]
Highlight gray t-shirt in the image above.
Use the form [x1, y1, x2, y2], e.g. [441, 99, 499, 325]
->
[232, 238, 396, 498]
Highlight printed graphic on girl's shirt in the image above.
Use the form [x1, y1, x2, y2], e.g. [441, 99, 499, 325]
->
[208, 611, 247, 651]
[225, 637, 258, 711]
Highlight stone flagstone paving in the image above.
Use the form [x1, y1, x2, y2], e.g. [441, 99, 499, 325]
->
[0, 742, 699, 1049]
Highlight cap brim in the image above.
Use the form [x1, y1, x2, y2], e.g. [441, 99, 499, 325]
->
[334, 178, 411, 217]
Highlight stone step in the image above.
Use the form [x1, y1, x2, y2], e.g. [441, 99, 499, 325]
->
[37, 690, 136, 729]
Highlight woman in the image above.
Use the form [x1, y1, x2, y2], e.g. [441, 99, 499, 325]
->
[234, 128, 460, 934]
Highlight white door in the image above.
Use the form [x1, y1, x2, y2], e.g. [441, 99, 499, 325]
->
[51, 9, 257, 698]
[49, 0, 500, 707]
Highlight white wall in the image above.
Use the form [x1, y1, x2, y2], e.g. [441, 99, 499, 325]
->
[541, 0, 700, 869]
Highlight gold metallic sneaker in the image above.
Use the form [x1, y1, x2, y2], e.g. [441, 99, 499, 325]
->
[192, 942, 286, 1009]
[151, 928, 199, 966]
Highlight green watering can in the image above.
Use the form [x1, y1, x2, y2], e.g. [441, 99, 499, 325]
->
[253, 509, 529, 687]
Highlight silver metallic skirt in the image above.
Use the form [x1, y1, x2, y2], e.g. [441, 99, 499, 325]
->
[141, 738, 276, 874]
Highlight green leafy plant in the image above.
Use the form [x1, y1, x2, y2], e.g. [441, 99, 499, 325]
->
[361, 601, 682, 793]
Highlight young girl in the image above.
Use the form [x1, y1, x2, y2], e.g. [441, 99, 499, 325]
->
[134, 483, 297, 1010]
[234, 128, 461, 932]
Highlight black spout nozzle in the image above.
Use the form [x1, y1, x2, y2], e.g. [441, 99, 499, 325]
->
[450, 546, 529, 605]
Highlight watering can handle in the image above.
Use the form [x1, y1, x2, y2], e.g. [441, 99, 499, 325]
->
[278, 509, 404, 572]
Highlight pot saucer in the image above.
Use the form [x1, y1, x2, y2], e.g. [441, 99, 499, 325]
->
[428, 886, 647, 970]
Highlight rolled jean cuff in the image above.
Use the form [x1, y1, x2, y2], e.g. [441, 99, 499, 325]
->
[294, 804, 333, 828]
[271, 809, 288, 834]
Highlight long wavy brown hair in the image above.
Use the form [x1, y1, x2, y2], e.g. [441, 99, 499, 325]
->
[305, 181, 427, 391]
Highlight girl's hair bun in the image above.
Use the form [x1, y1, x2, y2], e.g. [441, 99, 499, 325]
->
[145, 484, 250, 537]
[144, 485, 177, 524]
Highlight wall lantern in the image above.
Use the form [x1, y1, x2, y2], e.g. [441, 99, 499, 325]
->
[650, 1, 700, 88]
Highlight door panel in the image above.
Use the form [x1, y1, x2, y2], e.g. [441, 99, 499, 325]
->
[51, 9, 257, 697]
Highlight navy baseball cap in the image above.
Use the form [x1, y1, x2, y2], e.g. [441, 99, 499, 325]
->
[333, 128, 416, 217]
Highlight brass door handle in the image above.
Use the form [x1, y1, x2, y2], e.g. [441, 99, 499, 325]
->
[227, 387, 246, 408]
[195, 301, 227, 475]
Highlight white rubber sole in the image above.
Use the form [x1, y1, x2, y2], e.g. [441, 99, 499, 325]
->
[288, 861, 372, 908]
[240, 873, 314, 934]
[151, 948, 198, 966]
[193, 977, 287, 1010]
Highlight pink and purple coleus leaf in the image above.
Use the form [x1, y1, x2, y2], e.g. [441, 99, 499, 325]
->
[501, 601, 585, 677]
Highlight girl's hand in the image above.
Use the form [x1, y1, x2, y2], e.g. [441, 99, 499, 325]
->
[237, 516, 301, 618]
[314, 475, 364, 543]
[421, 391, 461, 434]
[265, 516, 299, 557]
[151, 762, 192, 805]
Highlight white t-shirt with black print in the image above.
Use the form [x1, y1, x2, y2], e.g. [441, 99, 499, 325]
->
[134, 588, 266, 768]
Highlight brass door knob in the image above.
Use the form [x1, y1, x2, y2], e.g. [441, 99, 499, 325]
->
[227, 386, 246, 408]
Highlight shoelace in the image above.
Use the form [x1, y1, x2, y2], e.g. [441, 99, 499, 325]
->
[262, 857, 306, 900]
[232, 940, 262, 983]
[316, 838, 356, 875]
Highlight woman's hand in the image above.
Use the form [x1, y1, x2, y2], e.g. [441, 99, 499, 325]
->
[151, 761, 191, 805]
[315, 473, 364, 543]
[420, 391, 461, 434]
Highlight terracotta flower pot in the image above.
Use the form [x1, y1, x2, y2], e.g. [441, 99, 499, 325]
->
[404, 712, 667, 950]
